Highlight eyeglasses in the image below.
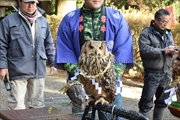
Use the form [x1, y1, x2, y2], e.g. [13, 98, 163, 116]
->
[159, 20, 170, 24]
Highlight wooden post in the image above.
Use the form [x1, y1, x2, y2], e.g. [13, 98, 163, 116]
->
[0, 7, 5, 18]
[0, 0, 17, 7]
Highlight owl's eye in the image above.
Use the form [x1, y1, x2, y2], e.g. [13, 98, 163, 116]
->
[89, 45, 94, 49]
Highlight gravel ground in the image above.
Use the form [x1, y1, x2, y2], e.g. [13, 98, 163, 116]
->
[0, 68, 179, 120]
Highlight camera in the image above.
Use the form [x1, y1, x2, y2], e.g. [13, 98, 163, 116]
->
[4, 76, 11, 91]
[174, 47, 179, 51]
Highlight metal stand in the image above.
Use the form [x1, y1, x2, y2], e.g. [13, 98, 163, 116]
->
[81, 101, 148, 120]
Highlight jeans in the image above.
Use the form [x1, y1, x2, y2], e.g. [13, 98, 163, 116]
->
[139, 70, 171, 113]
[91, 94, 123, 120]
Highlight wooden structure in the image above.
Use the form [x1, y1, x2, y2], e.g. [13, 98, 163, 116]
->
[0, 0, 50, 18]
[0, 107, 81, 120]
[0, 0, 16, 18]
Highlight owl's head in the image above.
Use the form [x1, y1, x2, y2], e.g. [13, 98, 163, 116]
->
[81, 41, 109, 57]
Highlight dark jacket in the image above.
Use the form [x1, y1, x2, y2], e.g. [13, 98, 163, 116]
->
[138, 22, 174, 72]
[0, 8, 55, 80]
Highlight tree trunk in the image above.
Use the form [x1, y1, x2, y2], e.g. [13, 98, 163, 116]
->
[38, 1, 52, 15]
[56, 0, 76, 18]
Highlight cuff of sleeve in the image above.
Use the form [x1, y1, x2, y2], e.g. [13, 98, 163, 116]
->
[161, 49, 165, 55]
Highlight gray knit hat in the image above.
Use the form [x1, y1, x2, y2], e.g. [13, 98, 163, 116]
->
[23, 0, 39, 3]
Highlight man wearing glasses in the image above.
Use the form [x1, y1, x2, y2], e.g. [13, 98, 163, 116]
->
[138, 9, 177, 120]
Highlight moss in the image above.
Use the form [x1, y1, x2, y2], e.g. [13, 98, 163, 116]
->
[171, 101, 180, 108]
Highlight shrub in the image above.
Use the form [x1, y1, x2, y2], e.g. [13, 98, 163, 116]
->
[121, 7, 154, 78]
[46, 14, 63, 47]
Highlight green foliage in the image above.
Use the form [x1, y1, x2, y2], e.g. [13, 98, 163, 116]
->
[103, 0, 178, 11]
[171, 101, 180, 108]
[143, 0, 175, 8]
[51, 0, 56, 14]
[104, 0, 126, 9]
[5, 7, 16, 16]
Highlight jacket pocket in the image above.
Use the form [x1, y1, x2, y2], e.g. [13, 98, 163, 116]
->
[9, 24, 24, 49]
[37, 23, 47, 39]
[9, 25, 25, 57]
[38, 51, 47, 60]
[10, 24, 24, 39]
[39, 26, 47, 39]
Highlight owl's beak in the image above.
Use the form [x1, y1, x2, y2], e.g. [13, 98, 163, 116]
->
[95, 50, 98, 55]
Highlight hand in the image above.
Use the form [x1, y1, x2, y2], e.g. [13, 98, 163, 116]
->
[170, 49, 179, 56]
[164, 45, 177, 54]
[0, 69, 7, 81]
[50, 67, 57, 74]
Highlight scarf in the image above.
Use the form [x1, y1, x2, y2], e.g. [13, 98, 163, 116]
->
[151, 20, 166, 36]
[19, 7, 41, 24]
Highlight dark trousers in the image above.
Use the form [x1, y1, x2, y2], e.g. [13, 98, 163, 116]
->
[139, 70, 171, 113]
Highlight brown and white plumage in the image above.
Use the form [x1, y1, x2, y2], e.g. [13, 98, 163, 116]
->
[78, 41, 116, 105]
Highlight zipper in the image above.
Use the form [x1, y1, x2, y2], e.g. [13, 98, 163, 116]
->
[91, 12, 95, 40]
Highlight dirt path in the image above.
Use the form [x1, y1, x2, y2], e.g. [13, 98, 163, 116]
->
[0, 69, 179, 120]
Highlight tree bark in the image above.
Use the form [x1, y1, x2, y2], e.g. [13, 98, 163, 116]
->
[38, 1, 52, 15]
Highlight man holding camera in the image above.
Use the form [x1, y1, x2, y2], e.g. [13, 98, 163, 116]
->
[138, 9, 178, 120]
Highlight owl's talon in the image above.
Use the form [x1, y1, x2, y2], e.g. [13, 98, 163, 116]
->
[95, 97, 109, 105]
[85, 97, 94, 106]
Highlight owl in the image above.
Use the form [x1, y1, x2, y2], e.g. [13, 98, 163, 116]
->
[78, 40, 116, 106]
